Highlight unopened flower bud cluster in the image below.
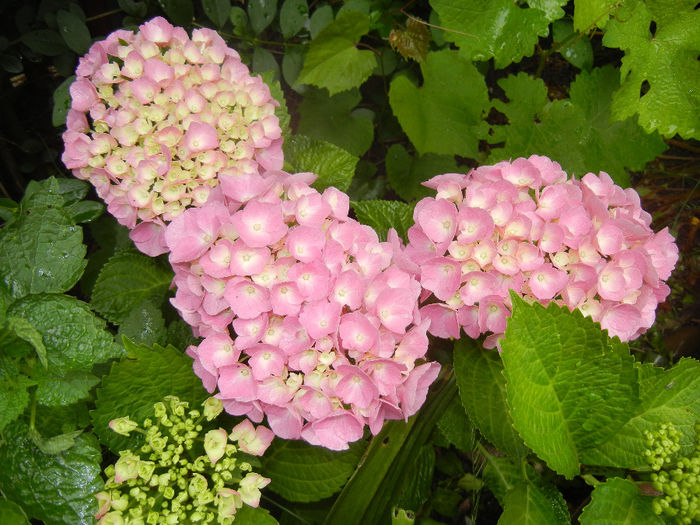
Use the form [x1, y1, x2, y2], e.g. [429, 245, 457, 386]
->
[96, 396, 272, 524]
[168, 171, 440, 451]
[644, 422, 700, 524]
[62, 17, 282, 256]
[406, 156, 678, 347]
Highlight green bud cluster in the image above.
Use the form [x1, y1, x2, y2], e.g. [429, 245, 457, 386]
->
[95, 396, 269, 525]
[643, 422, 700, 524]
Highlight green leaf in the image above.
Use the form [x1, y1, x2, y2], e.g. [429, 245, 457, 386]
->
[234, 504, 280, 524]
[393, 443, 435, 512]
[28, 427, 84, 455]
[117, 299, 166, 347]
[385, 144, 458, 202]
[118, 0, 148, 17]
[436, 391, 475, 453]
[581, 358, 700, 469]
[6, 316, 47, 367]
[253, 47, 280, 80]
[34, 370, 99, 407]
[248, 0, 278, 34]
[325, 377, 457, 525]
[65, 200, 105, 223]
[351, 200, 414, 242]
[7, 293, 123, 375]
[498, 481, 570, 525]
[202, 0, 230, 27]
[579, 477, 664, 525]
[21, 177, 65, 209]
[309, 4, 333, 38]
[229, 6, 250, 36]
[573, 0, 619, 31]
[56, 9, 91, 54]
[430, 0, 564, 68]
[91, 250, 173, 325]
[261, 71, 291, 135]
[482, 456, 524, 506]
[552, 19, 594, 70]
[52, 75, 74, 127]
[262, 439, 365, 502]
[298, 88, 374, 156]
[602, 0, 700, 139]
[389, 49, 489, 158]
[0, 499, 30, 525]
[56, 178, 90, 206]
[280, 0, 308, 39]
[0, 421, 103, 525]
[0, 363, 35, 432]
[0, 206, 86, 299]
[157, 0, 194, 26]
[347, 160, 385, 202]
[283, 134, 358, 192]
[500, 295, 638, 479]
[298, 10, 377, 95]
[453, 338, 529, 458]
[20, 30, 68, 56]
[489, 68, 668, 186]
[91, 339, 209, 453]
[282, 45, 306, 90]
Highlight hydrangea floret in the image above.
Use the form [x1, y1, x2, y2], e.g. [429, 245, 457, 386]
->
[405, 156, 678, 347]
[167, 170, 440, 450]
[95, 396, 273, 525]
[62, 16, 283, 256]
[644, 422, 700, 524]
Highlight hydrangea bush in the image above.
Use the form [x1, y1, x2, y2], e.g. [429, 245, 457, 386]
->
[61, 17, 283, 256]
[408, 156, 678, 347]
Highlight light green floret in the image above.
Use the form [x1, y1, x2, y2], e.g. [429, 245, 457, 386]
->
[95, 396, 268, 525]
[643, 422, 700, 525]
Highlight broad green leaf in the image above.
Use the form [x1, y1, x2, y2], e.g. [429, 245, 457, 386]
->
[436, 393, 475, 453]
[498, 481, 570, 525]
[118, 0, 148, 17]
[0, 421, 102, 525]
[56, 9, 90, 54]
[20, 30, 68, 56]
[393, 443, 435, 512]
[0, 207, 86, 299]
[603, 0, 700, 139]
[283, 134, 358, 192]
[581, 358, 700, 469]
[34, 370, 99, 407]
[482, 456, 523, 505]
[489, 67, 667, 186]
[282, 45, 306, 90]
[55, 178, 90, 206]
[229, 6, 251, 36]
[573, 0, 619, 31]
[91, 250, 172, 325]
[280, 0, 308, 39]
[298, 88, 374, 156]
[65, 200, 105, 223]
[28, 427, 84, 455]
[0, 358, 35, 432]
[157, 0, 194, 26]
[389, 49, 489, 158]
[52, 75, 74, 127]
[340, 0, 370, 15]
[253, 48, 280, 81]
[248, 0, 278, 34]
[325, 376, 457, 525]
[552, 19, 594, 70]
[347, 160, 385, 202]
[234, 504, 280, 524]
[202, 0, 230, 27]
[309, 4, 333, 38]
[91, 339, 209, 453]
[298, 10, 377, 95]
[262, 439, 365, 502]
[501, 295, 638, 479]
[7, 294, 122, 375]
[351, 200, 414, 242]
[385, 144, 458, 202]
[165, 318, 200, 350]
[579, 477, 664, 525]
[430, 0, 564, 68]
[453, 338, 529, 458]
[117, 299, 166, 347]
[0, 499, 30, 525]
[35, 400, 91, 437]
[6, 316, 47, 367]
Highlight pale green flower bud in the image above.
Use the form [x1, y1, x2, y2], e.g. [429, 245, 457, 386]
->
[94, 491, 111, 520]
[216, 488, 242, 518]
[238, 472, 270, 508]
[137, 460, 156, 482]
[188, 473, 209, 498]
[99, 511, 125, 525]
[204, 429, 228, 465]
[114, 453, 140, 484]
[201, 398, 224, 421]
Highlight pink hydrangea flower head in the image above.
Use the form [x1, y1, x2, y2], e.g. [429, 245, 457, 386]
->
[407, 157, 678, 345]
[62, 18, 283, 255]
[170, 172, 440, 450]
